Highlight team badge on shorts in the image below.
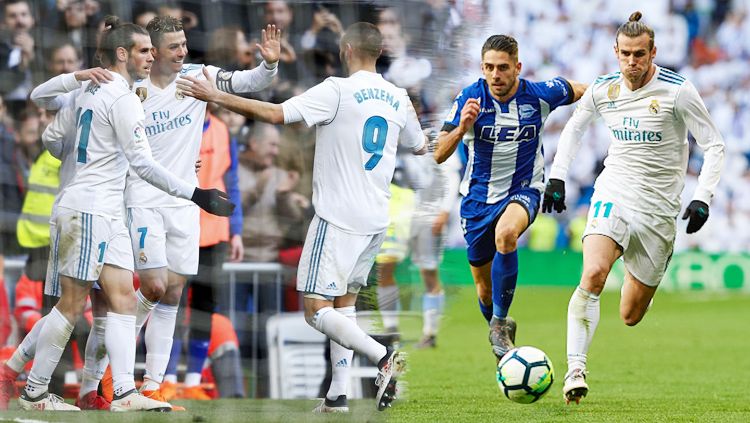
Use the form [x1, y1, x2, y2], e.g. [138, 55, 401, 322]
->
[649, 99, 660, 115]
[135, 87, 148, 102]
[139, 251, 148, 265]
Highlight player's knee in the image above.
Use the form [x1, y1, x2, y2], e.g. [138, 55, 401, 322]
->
[140, 277, 167, 300]
[620, 308, 644, 326]
[494, 227, 518, 254]
[581, 263, 610, 289]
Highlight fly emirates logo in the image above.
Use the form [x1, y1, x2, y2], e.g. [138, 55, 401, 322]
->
[145, 110, 193, 137]
[611, 116, 662, 142]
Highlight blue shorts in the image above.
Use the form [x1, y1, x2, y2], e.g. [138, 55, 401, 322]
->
[460, 188, 541, 266]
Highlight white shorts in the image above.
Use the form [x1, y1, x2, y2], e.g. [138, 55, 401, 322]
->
[583, 195, 676, 287]
[409, 214, 446, 271]
[46, 220, 102, 297]
[297, 215, 386, 299]
[52, 207, 134, 284]
[126, 205, 200, 275]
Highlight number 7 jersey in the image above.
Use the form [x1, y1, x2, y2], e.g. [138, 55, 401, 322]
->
[281, 70, 425, 235]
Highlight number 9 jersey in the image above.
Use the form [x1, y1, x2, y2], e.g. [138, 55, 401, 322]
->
[281, 70, 425, 235]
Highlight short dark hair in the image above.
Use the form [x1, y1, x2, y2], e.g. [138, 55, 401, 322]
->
[97, 15, 149, 66]
[481, 34, 518, 61]
[146, 15, 183, 48]
[616, 11, 655, 50]
[341, 22, 382, 59]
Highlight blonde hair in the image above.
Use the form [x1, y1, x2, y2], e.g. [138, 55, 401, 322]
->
[616, 11, 655, 49]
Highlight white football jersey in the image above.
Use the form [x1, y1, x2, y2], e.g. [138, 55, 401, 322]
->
[550, 65, 724, 217]
[282, 70, 426, 234]
[126, 63, 276, 208]
[56, 71, 194, 218]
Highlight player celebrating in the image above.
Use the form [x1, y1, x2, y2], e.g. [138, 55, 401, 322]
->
[14, 17, 233, 412]
[176, 22, 426, 412]
[434, 35, 585, 363]
[123, 16, 278, 404]
[543, 12, 724, 405]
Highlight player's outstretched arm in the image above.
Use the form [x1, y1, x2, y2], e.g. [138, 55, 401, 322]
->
[30, 68, 113, 110]
[567, 80, 588, 103]
[209, 24, 281, 94]
[177, 67, 284, 124]
[41, 104, 76, 159]
[434, 97, 480, 163]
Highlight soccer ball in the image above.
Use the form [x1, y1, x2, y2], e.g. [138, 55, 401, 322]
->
[496, 346, 554, 404]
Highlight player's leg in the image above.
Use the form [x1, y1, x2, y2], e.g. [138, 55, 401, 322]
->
[488, 202, 532, 360]
[412, 217, 445, 349]
[564, 234, 622, 404]
[76, 287, 111, 410]
[313, 292, 357, 413]
[19, 275, 89, 411]
[142, 271, 184, 391]
[300, 216, 401, 411]
[619, 214, 674, 327]
[127, 207, 170, 337]
[376, 261, 400, 332]
[619, 272, 657, 326]
[470, 263, 493, 322]
[182, 273, 214, 400]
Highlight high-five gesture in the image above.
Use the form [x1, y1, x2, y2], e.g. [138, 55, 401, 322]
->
[257, 24, 282, 65]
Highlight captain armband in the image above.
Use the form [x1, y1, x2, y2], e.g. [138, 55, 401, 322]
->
[215, 69, 235, 94]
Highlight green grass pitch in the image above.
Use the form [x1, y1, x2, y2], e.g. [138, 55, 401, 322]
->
[1, 286, 749, 422]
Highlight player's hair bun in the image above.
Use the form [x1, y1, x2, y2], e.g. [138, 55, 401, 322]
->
[103, 15, 121, 31]
[629, 11, 642, 22]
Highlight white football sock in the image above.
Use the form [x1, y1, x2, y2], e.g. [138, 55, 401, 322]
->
[134, 288, 157, 339]
[422, 291, 445, 337]
[24, 308, 73, 398]
[163, 374, 177, 384]
[309, 307, 386, 365]
[327, 306, 355, 400]
[143, 303, 178, 389]
[106, 312, 137, 397]
[80, 317, 108, 397]
[567, 286, 600, 372]
[6, 314, 47, 373]
[377, 285, 400, 330]
[184, 372, 202, 387]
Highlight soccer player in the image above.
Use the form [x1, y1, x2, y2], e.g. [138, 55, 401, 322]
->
[122, 16, 278, 404]
[543, 12, 725, 405]
[13, 16, 233, 412]
[176, 22, 427, 412]
[434, 35, 586, 363]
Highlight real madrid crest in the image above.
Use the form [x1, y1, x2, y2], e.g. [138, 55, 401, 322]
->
[139, 251, 148, 265]
[135, 87, 148, 102]
[649, 99, 660, 115]
[175, 89, 185, 100]
[607, 84, 620, 101]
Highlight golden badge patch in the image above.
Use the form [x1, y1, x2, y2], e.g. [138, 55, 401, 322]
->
[649, 99, 660, 115]
[135, 87, 148, 102]
[139, 251, 148, 265]
[607, 84, 620, 101]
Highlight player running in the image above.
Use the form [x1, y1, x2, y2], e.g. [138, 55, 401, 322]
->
[176, 22, 427, 412]
[543, 12, 724, 405]
[11, 16, 233, 412]
[434, 34, 585, 364]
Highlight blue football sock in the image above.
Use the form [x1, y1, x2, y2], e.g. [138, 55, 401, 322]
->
[491, 250, 519, 319]
[478, 298, 492, 324]
[186, 339, 210, 374]
[165, 338, 182, 377]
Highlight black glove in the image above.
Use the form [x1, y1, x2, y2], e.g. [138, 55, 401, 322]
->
[682, 200, 709, 234]
[191, 188, 235, 217]
[542, 178, 566, 213]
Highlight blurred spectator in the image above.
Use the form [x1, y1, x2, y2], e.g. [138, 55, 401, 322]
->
[0, 0, 41, 107]
[45, 41, 82, 77]
[207, 26, 255, 71]
[0, 95, 25, 261]
[133, 6, 158, 29]
[300, 3, 343, 80]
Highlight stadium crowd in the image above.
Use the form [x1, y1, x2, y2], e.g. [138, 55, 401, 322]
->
[0, 0, 747, 401]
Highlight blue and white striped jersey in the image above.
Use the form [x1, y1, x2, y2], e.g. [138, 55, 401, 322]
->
[443, 77, 573, 204]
